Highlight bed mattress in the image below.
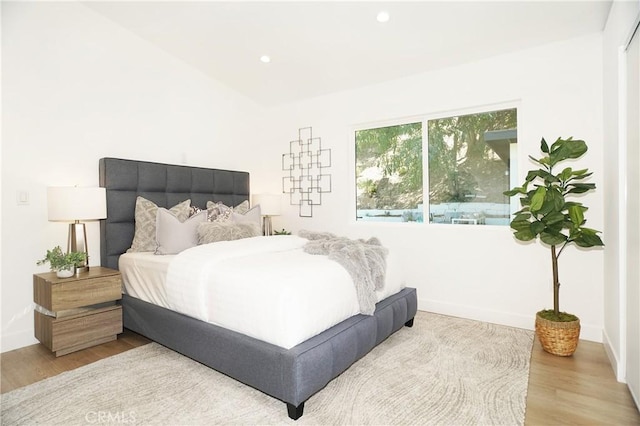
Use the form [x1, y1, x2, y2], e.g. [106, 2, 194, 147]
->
[119, 235, 404, 349]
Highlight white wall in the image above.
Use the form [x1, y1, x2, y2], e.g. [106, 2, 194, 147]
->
[1, 2, 266, 352]
[260, 33, 606, 341]
[602, 0, 640, 382]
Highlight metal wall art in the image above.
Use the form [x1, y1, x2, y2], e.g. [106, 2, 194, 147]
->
[282, 127, 331, 217]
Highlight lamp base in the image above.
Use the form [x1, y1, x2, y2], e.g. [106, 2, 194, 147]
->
[68, 222, 89, 271]
[262, 216, 273, 236]
[75, 266, 90, 274]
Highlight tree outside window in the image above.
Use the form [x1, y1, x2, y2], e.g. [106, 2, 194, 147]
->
[355, 107, 517, 225]
[355, 122, 423, 222]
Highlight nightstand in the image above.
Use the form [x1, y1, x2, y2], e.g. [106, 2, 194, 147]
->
[33, 267, 123, 356]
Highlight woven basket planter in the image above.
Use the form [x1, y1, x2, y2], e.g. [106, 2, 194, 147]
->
[535, 313, 580, 356]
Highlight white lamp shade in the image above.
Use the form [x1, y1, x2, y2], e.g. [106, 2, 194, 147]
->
[47, 187, 107, 221]
[252, 193, 282, 216]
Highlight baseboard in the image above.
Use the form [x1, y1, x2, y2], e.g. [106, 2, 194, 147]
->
[418, 297, 603, 343]
[602, 329, 640, 411]
[629, 382, 640, 412]
[1, 329, 38, 353]
[602, 328, 625, 382]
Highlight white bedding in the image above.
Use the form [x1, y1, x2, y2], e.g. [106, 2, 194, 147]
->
[119, 235, 404, 349]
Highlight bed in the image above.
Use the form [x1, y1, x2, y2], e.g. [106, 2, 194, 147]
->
[99, 157, 417, 420]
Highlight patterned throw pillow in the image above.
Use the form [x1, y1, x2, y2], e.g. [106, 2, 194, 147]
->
[127, 197, 191, 252]
[205, 200, 251, 222]
[188, 205, 202, 217]
[197, 221, 261, 244]
[205, 201, 229, 221]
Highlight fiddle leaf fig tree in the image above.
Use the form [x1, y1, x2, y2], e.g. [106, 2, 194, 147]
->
[504, 137, 604, 320]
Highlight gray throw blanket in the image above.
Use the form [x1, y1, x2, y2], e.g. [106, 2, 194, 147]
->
[299, 230, 388, 315]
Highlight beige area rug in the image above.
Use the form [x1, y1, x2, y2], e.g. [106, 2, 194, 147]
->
[1, 312, 534, 425]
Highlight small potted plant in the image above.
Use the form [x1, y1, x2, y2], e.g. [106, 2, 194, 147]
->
[37, 246, 87, 278]
[504, 137, 604, 356]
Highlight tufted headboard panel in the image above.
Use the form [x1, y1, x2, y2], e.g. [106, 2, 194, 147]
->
[99, 157, 250, 270]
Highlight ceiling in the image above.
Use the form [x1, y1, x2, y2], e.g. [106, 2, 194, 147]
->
[84, 1, 613, 106]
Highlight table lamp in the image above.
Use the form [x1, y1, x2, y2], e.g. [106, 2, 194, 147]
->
[47, 186, 107, 273]
[252, 194, 282, 236]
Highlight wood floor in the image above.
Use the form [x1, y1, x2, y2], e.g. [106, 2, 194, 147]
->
[0, 329, 150, 393]
[525, 338, 640, 425]
[2, 330, 639, 424]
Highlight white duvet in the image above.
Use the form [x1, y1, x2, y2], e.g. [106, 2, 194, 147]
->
[120, 235, 404, 349]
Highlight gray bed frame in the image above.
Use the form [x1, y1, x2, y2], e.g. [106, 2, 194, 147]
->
[99, 157, 417, 420]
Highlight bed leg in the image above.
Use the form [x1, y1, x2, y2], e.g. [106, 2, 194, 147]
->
[405, 318, 414, 328]
[287, 402, 304, 420]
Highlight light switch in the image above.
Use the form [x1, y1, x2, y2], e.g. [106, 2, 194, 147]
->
[17, 191, 29, 205]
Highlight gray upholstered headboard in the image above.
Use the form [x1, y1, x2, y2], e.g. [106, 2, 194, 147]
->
[99, 158, 250, 270]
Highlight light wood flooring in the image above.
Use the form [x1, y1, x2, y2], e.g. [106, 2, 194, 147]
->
[0, 329, 150, 393]
[2, 330, 639, 424]
[525, 338, 640, 425]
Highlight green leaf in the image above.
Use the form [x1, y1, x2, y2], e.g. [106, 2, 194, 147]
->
[568, 204, 585, 226]
[530, 186, 546, 212]
[559, 167, 573, 181]
[533, 155, 550, 166]
[526, 169, 558, 184]
[580, 227, 600, 235]
[528, 155, 544, 166]
[540, 231, 567, 246]
[513, 212, 531, 222]
[524, 170, 537, 182]
[567, 171, 593, 183]
[531, 221, 546, 235]
[503, 186, 527, 196]
[546, 220, 565, 235]
[566, 183, 596, 194]
[514, 228, 536, 241]
[510, 219, 532, 232]
[542, 187, 565, 213]
[571, 168, 589, 177]
[574, 232, 604, 247]
[542, 211, 565, 225]
[540, 137, 549, 154]
[563, 201, 583, 209]
[549, 138, 588, 166]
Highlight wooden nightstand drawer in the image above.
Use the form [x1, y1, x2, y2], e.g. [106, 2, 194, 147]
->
[34, 306, 122, 356]
[34, 267, 122, 312]
[33, 267, 123, 356]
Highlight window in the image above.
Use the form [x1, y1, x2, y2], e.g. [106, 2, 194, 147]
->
[355, 122, 423, 222]
[355, 107, 517, 225]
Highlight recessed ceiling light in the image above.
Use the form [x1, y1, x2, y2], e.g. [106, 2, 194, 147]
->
[260, 55, 271, 63]
[376, 11, 390, 23]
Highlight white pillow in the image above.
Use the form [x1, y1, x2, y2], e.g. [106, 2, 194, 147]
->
[128, 197, 191, 252]
[231, 204, 261, 226]
[155, 209, 207, 255]
[232, 200, 250, 215]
